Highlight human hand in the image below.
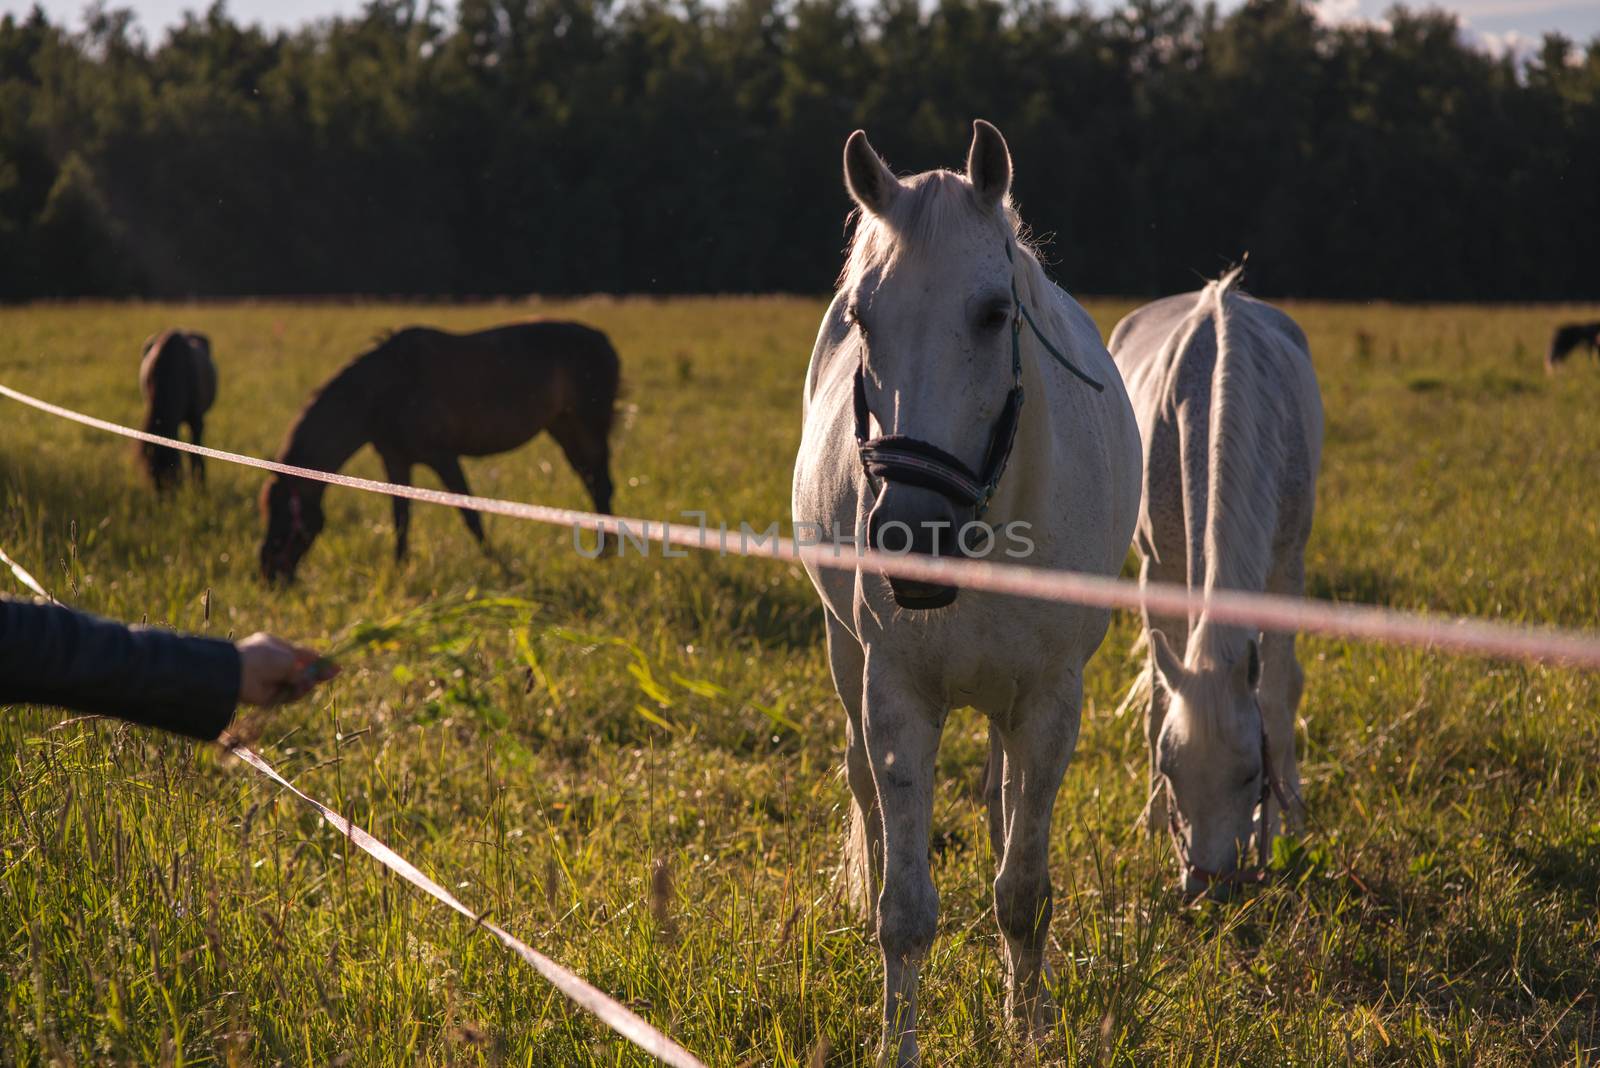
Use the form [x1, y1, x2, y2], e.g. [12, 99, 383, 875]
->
[236, 632, 339, 706]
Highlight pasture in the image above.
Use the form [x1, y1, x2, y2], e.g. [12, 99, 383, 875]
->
[3, 295, 1600, 1065]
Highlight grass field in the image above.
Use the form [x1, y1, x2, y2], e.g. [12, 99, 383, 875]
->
[4, 294, 1600, 1066]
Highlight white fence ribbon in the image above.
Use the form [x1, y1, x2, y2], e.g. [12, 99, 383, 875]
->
[0, 543, 53, 601]
[6, 381, 1600, 668]
[230, 745, 707, 1068]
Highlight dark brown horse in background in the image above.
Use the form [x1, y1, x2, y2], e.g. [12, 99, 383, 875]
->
[1546, 321, 1600, 372]
[259, 321, 619, 583]
[139, 330, 217, 491]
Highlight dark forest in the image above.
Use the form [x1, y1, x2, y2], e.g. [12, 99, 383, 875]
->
[3, 0, 1596, 300]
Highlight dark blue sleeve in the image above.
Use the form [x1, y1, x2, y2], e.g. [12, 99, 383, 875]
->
[0, 597, 241, 740]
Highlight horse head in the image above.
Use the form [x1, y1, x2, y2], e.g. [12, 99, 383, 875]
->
[841, 120, 1026, 609]
[258, 476, 324, 584]
[1149, 627, 1275, 898]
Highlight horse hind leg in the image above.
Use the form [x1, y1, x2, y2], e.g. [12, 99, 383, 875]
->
[983, 723, 1004, 863]
[992, 677, 1080, 1039]
[186, 412, 206, 486]
[424, 455, 487, 547]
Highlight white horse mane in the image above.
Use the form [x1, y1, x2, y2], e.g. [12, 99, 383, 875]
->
[838, 169, 1063, 338]
[1182, 268, 1289, 666]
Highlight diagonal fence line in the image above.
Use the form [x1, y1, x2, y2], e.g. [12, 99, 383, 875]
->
[0, 543, 53, 601]
[0, 539, 707, 1068]
[229, 746, 708, 1068]
[5, 380, 1600, 668]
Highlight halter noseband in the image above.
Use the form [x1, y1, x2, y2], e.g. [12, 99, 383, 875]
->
[269, 484, 310, 575]
[852, 243, 1105, 518]
[1165, 701, 1297, 892]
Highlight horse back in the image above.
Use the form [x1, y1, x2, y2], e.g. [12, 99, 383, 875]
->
[1112, 286, 1322, 586]
[353, 321, 621, 456]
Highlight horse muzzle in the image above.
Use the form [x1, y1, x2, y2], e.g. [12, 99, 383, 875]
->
[865, 484, 968, 610]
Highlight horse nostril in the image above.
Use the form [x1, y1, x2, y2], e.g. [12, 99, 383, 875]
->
[866, 501, 961, 557]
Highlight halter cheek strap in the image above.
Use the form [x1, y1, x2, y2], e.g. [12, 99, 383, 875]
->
[853, 327, 1023, 516]
[852, 242, 1104, 518]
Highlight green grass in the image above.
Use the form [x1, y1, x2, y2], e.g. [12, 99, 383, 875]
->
[3, 295, 1600, 1066]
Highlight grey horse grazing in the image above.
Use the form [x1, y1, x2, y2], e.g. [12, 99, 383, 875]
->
[792, 121, 1141, 1064]
[1109, 271, 1323, 898]
[138, 330, 217, 491]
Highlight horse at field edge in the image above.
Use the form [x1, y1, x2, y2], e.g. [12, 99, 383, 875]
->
[139, 330, 217, 491]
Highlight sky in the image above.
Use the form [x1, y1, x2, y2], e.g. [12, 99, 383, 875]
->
[3, 0, 1596, 55]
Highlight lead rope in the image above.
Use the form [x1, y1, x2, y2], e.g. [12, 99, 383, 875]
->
[969, 242, 1107, 515]
[1003, 242, 1106, 393]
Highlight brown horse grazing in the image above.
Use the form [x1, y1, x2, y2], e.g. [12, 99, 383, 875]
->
[139, 330, 217, 491]
[258, 321, 619, 584]
[1547, 321, 1600, 371]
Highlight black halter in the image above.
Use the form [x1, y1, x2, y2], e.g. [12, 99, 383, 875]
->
[852, 243, 1104, 518]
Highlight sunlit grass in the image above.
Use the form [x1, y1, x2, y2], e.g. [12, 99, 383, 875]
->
[2, 295, 1600, 1065]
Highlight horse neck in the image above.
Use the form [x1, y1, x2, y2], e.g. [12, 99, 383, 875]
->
[281, 365, 374, 477]
[1195, 282, 1278, 608]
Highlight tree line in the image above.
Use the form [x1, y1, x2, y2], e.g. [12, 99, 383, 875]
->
[2, 0, 1597, 301]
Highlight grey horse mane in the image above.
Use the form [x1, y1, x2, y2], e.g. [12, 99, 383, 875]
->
[1191, 268, 1284, 666]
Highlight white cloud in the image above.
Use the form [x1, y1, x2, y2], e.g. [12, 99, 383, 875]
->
[1472, 26, 1540, 60]
[1310, 0, 1363, 26]
[1309, 0, 1392, 31]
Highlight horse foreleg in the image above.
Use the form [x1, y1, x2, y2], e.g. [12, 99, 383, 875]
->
[863, 661, 943, 1068]
[1263, 558, 1308, 835]
[992, 675, 1079, 1039]
[1140, 552, 1188, 836]
[426, 455, 487, 547]
[378, 451, 413, 561]
[828, 614, 881, 923]
[549, 415, 615, 555]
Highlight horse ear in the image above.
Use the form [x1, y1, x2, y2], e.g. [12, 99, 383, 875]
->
[141, 333, 158, 357]
[1149, 630, 1187, 692]
[844, 130, 900, 217]
[966, 119, 1012, 210]
[188, 333, 211, 362]
[1234, 639, 1262, 691]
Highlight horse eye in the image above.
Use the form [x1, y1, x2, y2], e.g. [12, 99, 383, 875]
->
[979, 302, 1012, 331]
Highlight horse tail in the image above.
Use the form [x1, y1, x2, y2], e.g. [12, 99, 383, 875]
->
[1209, 263, 1246, 330]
